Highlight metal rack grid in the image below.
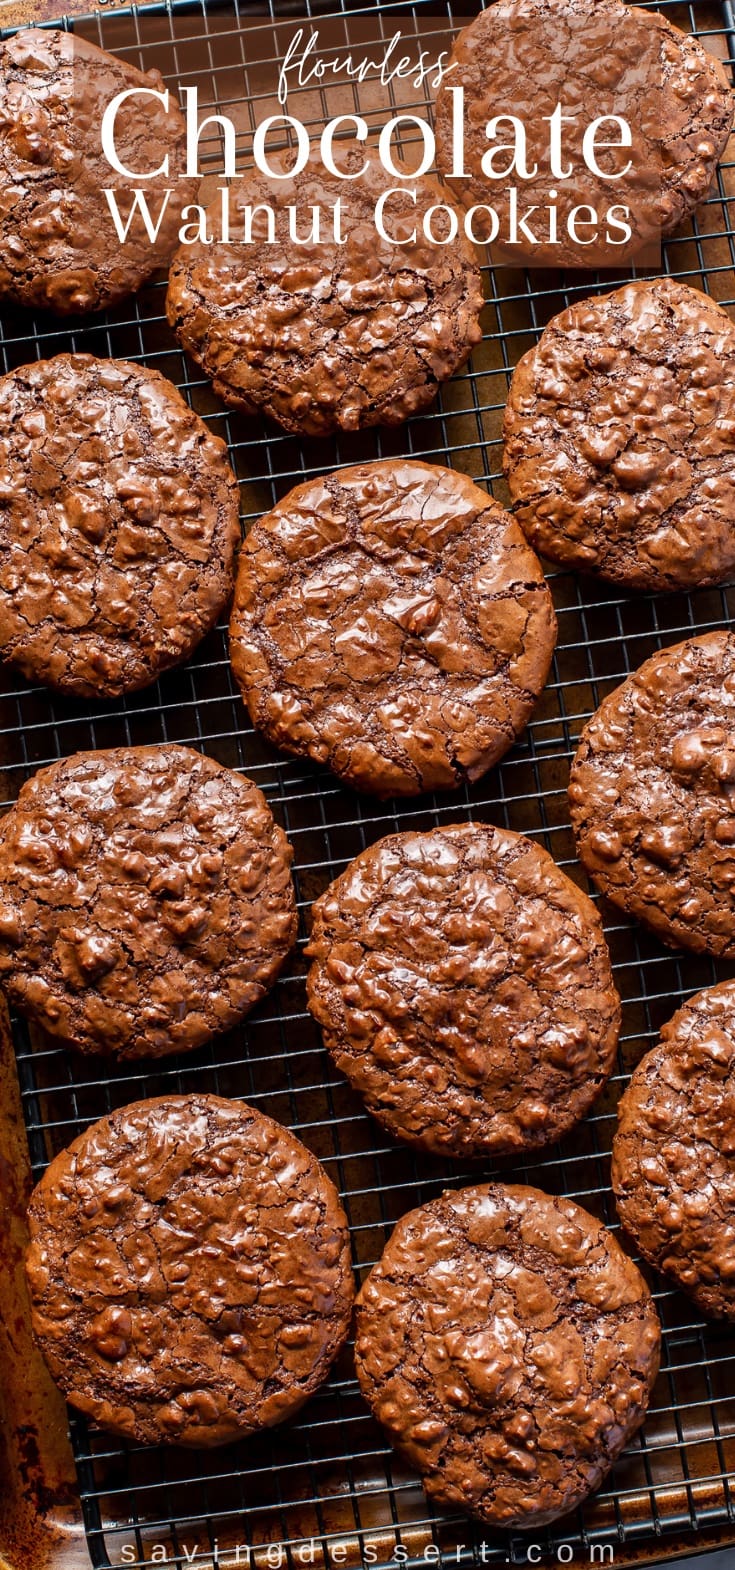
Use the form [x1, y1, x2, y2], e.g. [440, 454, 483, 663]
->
[1, 0, 735, 1565]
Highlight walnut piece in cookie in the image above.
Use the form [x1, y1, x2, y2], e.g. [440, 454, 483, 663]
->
[229, 460, 556, 798]
[569, 631, 735, 955]
[504, 279, 735, 592]
[25, 1094, 355, 1446]
[306, 823, 620, 1157]
[613, 980, 735, 1320]
[0, 30, 200, 315]
[0, 746, 297, 1058]
[435, 0, 733, 267]
[166, 146, 484, 436]
[355, 1183, 661, 1528]
[0, 354, 240, 698]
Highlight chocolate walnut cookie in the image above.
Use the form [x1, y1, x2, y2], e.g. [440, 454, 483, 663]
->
[613, 980, 735, 1320]
[166, 146, 484, 437]
[0, 30, 199, 315]
[0, 746, 297, 1058]
[306, 823, 620, 1158]
[504, 279, 735, 592]
[435, 0, 733, 268]
[569, 631, 735, 955]
[355, 1184, 661, 1528]
[229, 460, 556, 798]
[26, 1095, 355, 1446]
[0, 355, 240, 698]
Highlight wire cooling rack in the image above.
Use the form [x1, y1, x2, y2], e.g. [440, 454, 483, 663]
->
[1, 1, 735, 1566]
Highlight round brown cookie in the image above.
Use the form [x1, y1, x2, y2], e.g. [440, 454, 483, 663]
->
[354, 1183, 661, 1528]
[0, 746, 297, 1058]
[229, 460, 556, 798]
[612, 981, 735, 1320]
[166, 145, 484, 436]
[25, 1094, 355, 1446]
[569, 630, 735, 956]
[435, 0, 733, 267]
[504, 279, 735, 592]
[306, 823, 620, 1158]
[0, 30, 199, 315]
[0, 354, 240, 698]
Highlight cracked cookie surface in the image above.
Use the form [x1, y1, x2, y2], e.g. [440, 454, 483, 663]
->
[504, 279, 735, 591]
[613, 980, 735, 1320]
[569, 631, 735, 955]
[306, 823, 620, 1157]
[229, 460, 556, 798]
[435, 0, 733, 268]
[0, 29, 199, 314]
[0, 354, 240, 697]
[165, 146, 484, 436]
[25, 1093, 355, 1446]
[354, 1183, 660, 1528]
[0, 745, 297, 1058]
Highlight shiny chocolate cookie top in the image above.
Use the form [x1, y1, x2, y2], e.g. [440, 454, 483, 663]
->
[229, 460, 556, 798]
[435, 0, 733, 268]
[306, 823, 620, 1157]
[166, 146, 484, 436]
[26, 1094, 355, 1446]
[569, 631, 735, 955]
[0, 30, 199, 314]
[0, 354, 239, 697]
[613, 980, 735, 1319]
[0, 746, 297, 1058]
[355, 1183, 661, 1528]
[504, 279, 735, 591]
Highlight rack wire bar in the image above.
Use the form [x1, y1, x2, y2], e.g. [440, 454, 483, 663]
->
[1, 1, 734, 1566]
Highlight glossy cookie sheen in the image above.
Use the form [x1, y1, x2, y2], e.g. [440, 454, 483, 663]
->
[569, 631, 735, 955]
[435, 0, 733, 267]
[230, 460, 556, 798]
[504, 279, 735, 591]
[0, 746, 297, 1058]
[613, 980, 735, 1319]
[26, 1095, 355, 1446]
[166, 147, 484, 436]
[355, 1184, 661, 1528]
[0, 30, 199, 314]
[306, 823, 620, 1157]
[0, 355, 240, 697]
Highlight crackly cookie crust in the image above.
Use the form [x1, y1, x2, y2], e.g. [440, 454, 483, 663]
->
[229, 459, 556, 797]
[0, 745, 297, 1057]
[613, 979, 735, 1319]
[355, 1183, 660, 1528]
[0, 29, 199, 314]
[166, 147, 484, 437]
[569, 630, 735, 955]
[504, 279, 735, 591]
[0, 354, 239, 697]
[306, 822, 620, 1157]
[26, 1094, 355, 1445]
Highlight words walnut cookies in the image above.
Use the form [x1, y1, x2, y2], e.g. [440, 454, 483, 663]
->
[569, 631, 735, 956]
[0, 746, 297, 1058]
[229, 460, 556, 798]
[434, 0, 733, 267]
[166, 147, 484, 437]
[306, 823, 620, 1158]
[504, 279, 735, 592]
[355, 1184, 661, 1529]
[0, 355, 240, 698]
[0, 30, 199, 315]
[25, 1095, 355, 1446]
[613, 980, 735, 1320]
